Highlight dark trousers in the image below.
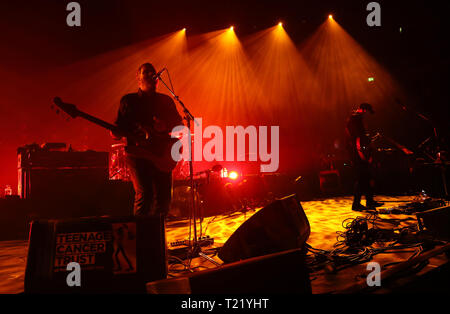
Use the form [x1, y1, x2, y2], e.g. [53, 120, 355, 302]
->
[127, 156, 172, 217]
[353, 159, 374, 206]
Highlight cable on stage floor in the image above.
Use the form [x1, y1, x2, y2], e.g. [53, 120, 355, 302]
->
[304, 212, 445, 275]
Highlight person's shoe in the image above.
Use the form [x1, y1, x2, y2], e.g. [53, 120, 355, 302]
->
[352, 203, 368, 211]
[366, 201, 384, 209]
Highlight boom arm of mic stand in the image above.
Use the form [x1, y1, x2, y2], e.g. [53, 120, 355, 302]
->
[157, 76, 199, 127]
[396, 99, 432, 123]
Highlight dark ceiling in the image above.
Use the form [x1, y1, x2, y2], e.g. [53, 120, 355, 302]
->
[1, 1, 448, 118]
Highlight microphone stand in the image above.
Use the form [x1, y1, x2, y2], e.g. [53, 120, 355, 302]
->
[157, 74, 220, 267]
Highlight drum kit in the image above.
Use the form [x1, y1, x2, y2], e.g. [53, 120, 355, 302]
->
[109, 143, 130, 181]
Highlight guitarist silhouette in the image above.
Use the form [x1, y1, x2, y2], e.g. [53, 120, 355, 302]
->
[111, 63, 183, 217]
[346, 103, 383, 211]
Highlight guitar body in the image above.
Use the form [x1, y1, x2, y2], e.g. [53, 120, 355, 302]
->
[356, 133, 380, 163]
[125, 137, 179, 173]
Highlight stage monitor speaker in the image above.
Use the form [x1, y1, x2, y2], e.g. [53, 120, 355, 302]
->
[24, 215, 167, 293]
[218, 194, 310, 263]
[416, 206, 450, 241]
[147, 248, 311, 294]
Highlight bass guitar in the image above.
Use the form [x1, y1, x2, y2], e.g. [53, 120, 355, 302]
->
[53, 97, 179, 173]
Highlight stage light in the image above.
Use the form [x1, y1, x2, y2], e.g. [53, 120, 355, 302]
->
[230, 26, 234, 31]
[182, 28, 186, 31]
[220, 168, 238, 180]
[278, 22, 283, 27]
[328, 15, 333, 20]
[228, 171, 239, 180]
[299, 13, 405, 137]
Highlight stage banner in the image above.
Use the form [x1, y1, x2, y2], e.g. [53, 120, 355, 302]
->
[25, 215, 166, 293]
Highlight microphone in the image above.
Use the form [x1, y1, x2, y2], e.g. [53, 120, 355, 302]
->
[152, 68, 166, 80]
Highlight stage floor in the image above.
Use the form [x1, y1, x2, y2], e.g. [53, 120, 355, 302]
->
[0, 195, 448, 294]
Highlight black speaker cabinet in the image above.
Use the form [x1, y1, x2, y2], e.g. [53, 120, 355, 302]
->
[18, 167, 108, 201]
[147, 248, 311, 294]
[417, 206, 450, 241]
[218, 194, 310, 263]
[24, 215, 167, 293]
[17, 150, 108, 202]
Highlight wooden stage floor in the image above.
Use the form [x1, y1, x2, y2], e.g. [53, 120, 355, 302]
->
[0, 195, 448, 294]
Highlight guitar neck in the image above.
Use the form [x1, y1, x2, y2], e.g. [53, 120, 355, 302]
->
[77, 111, 119, 132]
[76, 110, 150, 144]
[53, 97, 150, 144]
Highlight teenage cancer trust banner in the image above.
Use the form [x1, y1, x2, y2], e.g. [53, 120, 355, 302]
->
[53, 223, 137, 274]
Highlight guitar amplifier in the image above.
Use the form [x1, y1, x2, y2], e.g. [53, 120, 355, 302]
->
[17, 146, 109, 200]
[24, 215, 167, 293]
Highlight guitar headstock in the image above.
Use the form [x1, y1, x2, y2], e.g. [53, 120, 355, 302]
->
[53, 97, 80, 119]
[372, 132, 382, 142]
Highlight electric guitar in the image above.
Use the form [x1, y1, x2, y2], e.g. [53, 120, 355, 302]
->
[356, 132, 381, 162]
[356, 132, 414, 162]
[53, 97, 179, 173]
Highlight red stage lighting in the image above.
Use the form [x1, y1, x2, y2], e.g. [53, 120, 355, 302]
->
[228, 171, 239, 180]
[220, 168, 239, 180]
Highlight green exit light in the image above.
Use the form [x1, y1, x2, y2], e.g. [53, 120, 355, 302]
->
[368, 77, 375, 82]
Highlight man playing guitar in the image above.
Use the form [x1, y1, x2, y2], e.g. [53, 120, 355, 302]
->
[346, 103, 383, 211]
[111, 63, 183, 217]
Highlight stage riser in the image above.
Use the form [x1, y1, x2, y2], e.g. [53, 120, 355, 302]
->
[147, 248, 311, 294]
